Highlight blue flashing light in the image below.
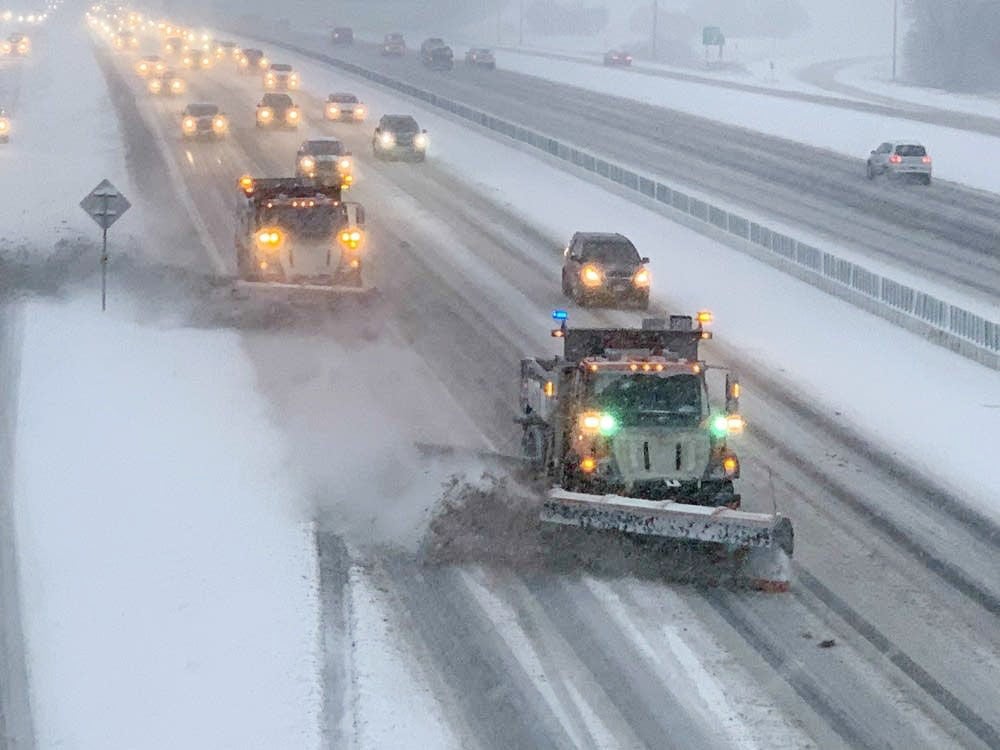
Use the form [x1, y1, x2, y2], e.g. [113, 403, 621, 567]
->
[552, 309, 568, 321]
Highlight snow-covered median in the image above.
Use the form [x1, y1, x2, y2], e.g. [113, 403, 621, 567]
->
[12, 299, 322, 749]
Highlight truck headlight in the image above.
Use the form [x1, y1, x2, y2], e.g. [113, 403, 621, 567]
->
[580, 264, 604, 287]
[338, 158, 351, 171]
[289, 74, 299, 88]
[632, 268, 650, 287]
[0, 118, 8, 133]
[255, 227, 284, 249]
[149, 79, 162, 93]
[338, 228, 364, 250]
[414, 133, 428, 148]
[170, 79, 184, 92]
[299, 156, 316, 173]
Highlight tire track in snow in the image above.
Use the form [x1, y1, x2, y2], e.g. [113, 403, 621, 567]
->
[383, 553, 578, 750]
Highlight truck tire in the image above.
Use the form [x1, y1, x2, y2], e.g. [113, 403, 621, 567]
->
[521, 425, 548, 471]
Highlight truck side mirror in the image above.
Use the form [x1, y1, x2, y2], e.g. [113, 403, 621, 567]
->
[725, 373, 741, 414]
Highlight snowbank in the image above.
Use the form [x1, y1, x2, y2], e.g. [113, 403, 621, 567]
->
[12, 299, 323, 749]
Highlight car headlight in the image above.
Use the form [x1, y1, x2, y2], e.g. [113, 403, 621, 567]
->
[0, 119, 9, 132]
[354, 107, 366, 119]
[632, 268, 651, 287]
[201, 57, 210, 67]
[326, 105, 339, 117]
[414, 133, 428, 148]
[170, 79, 184, 92]
[259, 57, 269, 68]
[212, 116, 227, 132]
[239, 57, 248, 67]
[257, 107, 272, 120]
[580, 264, 604, 287]
[379, 132, 395, 146]
[299, 156, 316, 172]
[286, 109, 299, 123]
[182, 116, 196, 131]
[289, 75, 299, 87]
[149, 79, 162, 92]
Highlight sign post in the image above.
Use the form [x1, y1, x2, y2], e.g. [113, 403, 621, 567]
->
[79, 179, 131, 311]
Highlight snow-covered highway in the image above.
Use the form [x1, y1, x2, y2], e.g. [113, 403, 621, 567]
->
[1, 8, 999, 749]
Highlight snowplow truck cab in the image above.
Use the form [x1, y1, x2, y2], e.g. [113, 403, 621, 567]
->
[235, 176, 365, 288]
[520, 313, 742, 506]
[519, 312, 794, 590]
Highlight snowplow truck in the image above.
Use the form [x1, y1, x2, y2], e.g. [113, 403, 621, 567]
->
[518, 312, 794, 590]
[235, 176, 368, 298]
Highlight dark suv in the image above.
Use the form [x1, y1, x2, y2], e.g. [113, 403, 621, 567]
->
[372, 114, 428, 161]
[561, 232, 650, 309]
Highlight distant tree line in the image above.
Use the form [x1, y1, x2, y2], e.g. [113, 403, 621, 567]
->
[904, 0, 1000, 89]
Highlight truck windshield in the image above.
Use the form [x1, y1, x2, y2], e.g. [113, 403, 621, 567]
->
[588, 372, 703, 426]
[258, 207, 339, 239]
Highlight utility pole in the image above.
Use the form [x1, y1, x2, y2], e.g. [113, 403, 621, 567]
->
[651, 0, 658, 59]
[891, 0, 898, 81]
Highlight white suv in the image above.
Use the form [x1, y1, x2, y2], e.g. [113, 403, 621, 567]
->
[866, 141, 932, 184]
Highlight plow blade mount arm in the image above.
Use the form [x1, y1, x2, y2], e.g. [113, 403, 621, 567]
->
[542, 488, 794, 591]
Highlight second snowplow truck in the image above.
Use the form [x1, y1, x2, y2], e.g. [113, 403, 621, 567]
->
[518, 311, 794, 590]
[235, 175, 368, 298]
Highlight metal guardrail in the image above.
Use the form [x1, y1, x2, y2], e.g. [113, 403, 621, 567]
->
[251, 33, 1000, 368]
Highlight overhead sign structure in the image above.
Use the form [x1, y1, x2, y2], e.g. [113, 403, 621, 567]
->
[80, 179, 131, 311]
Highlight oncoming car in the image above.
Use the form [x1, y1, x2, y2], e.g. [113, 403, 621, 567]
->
[181, 48, 213, 69]
[237, 47, 269, 73]
[464, 47, 495, 69]
[112, 30, 138, 50]
[256, 93, 300, 129]
[213, 40, 238, 60]
[561, 232, 650, 309]
[135, 54, 165, 77]
[866, 141, 932, 185]
[163, 35, 185, 55]
[372, 114, 427, 161]
[148, 68, 186, 96]
[603, 49, 632, 66]
[295, 138, 353, 188]
[181, 102, 228, 139]
[324, 93, 366, 122]
[264, 63, 299, 91]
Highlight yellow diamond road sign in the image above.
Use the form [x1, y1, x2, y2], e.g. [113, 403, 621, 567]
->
[80, 178, 131, 230]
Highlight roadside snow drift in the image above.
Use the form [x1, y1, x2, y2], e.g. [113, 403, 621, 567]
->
[12, 299, 322, 750]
